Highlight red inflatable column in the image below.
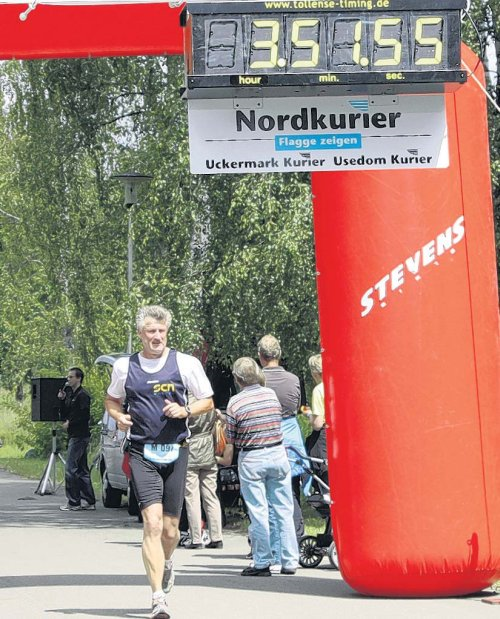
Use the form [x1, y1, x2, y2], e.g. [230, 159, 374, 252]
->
[310, 46, 500, 597]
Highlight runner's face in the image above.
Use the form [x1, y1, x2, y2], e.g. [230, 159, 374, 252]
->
[138, 318, 168, 358]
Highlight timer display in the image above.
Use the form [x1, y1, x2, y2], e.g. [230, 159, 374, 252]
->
[183, 1, 467, 98]
[204, 13, 453, 74]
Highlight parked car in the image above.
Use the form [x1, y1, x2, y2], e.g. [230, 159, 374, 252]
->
[95, 353, 139, 516]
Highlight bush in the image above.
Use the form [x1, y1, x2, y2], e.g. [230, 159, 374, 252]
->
[0, 389, 32, 454]
[15, 400, 59, 457]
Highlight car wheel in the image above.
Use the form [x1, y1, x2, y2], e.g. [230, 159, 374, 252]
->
[298, 535, 323, 568]
[127, 482, 140, 516]
[101, 469, 123, 508]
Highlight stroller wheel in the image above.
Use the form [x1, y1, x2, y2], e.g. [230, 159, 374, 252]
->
[327, 541, 339, 570]
[299, 536, 323, 568]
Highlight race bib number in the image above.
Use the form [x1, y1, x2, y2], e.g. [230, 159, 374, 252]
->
[143, 443, 180, 465]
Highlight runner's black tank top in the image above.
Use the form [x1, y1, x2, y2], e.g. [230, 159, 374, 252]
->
[125, 350, 189, 445]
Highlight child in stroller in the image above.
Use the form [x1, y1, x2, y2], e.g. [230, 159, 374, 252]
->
[287, 445, 338, 569]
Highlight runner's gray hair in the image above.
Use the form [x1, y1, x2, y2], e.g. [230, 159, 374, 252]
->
[136, 305, 173, 331]
[232, 357, 265, 387]
[308, 353, 322, 376]
[257, 334, 281, 361]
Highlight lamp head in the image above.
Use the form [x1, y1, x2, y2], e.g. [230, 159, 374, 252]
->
[111, 172, 153, 206]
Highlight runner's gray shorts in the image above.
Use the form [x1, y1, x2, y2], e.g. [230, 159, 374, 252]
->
[129, 444, 188, 516]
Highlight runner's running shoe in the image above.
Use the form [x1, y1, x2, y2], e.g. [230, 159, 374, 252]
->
[151, 594, 170, 619]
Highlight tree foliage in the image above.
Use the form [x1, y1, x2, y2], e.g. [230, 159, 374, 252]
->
[463, 0, 500, 270]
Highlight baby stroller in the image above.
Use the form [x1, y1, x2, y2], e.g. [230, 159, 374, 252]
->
[217, 464, 247, 526]
[287, 445, 339, 569]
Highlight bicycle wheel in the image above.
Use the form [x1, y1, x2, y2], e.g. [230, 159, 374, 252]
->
[299, 535, 323, 568]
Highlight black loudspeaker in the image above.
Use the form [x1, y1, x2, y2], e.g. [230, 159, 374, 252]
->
[31, 377, 65, 422]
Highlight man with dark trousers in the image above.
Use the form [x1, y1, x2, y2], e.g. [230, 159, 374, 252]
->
[58, 367, 96, 512]
[257, 335, 305, 561]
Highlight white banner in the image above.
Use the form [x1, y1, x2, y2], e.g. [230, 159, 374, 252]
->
[188, 94, 449, 175]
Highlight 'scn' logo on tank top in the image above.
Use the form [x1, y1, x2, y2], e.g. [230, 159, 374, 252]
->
[153, 383, 176, 395]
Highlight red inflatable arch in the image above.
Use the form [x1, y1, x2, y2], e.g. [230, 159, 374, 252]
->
[2, 1, 499, 597]
[0, 2, 183, 59]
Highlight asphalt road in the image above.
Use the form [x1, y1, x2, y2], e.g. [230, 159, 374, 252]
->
[1, 468, 499, 619]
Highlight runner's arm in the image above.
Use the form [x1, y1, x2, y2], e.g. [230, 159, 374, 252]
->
[105, 394, 132, 430]
[163, 396, 214, 420]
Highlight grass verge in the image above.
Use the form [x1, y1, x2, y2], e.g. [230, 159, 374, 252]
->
[0, 457, 102, 495]
[0, 457, 51, 480]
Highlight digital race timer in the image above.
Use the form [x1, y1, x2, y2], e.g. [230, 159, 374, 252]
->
[183, 0, 467, 98]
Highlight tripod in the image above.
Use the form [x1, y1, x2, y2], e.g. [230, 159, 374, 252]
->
[35, 424, 66, 496]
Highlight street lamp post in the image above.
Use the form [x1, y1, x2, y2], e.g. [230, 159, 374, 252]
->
[111, 172, 153, 353]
